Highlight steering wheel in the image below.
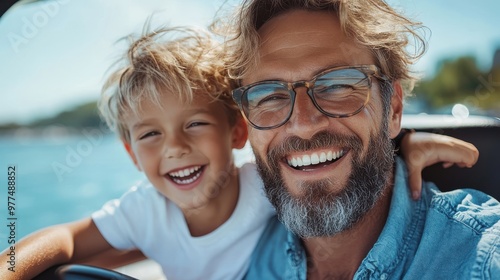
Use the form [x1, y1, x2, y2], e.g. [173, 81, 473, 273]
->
[34, 264, 138, 280]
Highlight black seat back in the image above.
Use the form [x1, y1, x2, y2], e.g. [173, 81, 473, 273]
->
[403, 115, 500, 200]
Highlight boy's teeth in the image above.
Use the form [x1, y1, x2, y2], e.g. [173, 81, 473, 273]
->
[172, 172, 202, 185]
[287, 150, 345, 168]
[169, 166, 201, 178]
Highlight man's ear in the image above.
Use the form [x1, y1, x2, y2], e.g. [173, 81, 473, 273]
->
[388, 80, 404, 139]
[231, 115, 249, 149]
[122, 140, 142, 171]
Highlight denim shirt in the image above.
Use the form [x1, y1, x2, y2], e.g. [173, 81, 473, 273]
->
[244, 157, 500, 279]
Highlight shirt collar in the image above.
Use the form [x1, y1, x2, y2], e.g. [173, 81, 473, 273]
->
[359, 157, 426, 275]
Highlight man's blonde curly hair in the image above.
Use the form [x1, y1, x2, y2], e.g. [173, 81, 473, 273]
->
[99, 27, 239, 143]
[215, 0, 427, 97]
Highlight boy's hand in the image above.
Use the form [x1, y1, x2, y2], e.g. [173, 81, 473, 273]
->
[0, 218, 112, 280]
[401, 132, 479, 200]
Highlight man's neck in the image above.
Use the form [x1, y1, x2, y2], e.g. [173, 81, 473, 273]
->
[303, 185, 393, 280]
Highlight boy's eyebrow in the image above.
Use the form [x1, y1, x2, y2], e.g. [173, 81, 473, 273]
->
[131, 119, 156, 131]
[130, 108, 214, 131]
[185, 108, 212, 114]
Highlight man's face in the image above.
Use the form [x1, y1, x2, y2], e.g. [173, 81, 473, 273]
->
[242, 10, 403, 237]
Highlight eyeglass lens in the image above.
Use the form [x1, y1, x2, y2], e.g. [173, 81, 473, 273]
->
[242, 68, 371, 128]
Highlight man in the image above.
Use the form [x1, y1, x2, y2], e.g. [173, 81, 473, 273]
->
[223, 0, 500, 279]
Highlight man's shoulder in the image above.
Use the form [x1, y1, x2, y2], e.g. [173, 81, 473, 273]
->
[401, 185, 500, 278]
[376, 176, 500, 278]
[243, 216, 294, 280]
[425, 185, 500, 232]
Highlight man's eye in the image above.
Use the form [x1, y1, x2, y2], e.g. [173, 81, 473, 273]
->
[257, 93, 290, 106]
[139, 131, 160, 140]
[315, 84, 352, 94]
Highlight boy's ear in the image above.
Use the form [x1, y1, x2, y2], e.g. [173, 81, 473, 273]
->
[232, 116, 249, 149]
[388, 80, 404, 139]
[122, 140, 142, 171]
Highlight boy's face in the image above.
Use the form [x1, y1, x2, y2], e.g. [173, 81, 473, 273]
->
[123, 92, 247, 211]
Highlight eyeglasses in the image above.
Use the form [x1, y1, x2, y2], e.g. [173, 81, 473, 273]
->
[232, 65, 387, 130]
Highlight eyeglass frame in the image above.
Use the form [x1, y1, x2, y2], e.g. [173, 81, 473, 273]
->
[231, 64, 388, 130]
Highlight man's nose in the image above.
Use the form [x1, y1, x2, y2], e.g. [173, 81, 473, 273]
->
[164, 134, 191, 159]
[285, 87, 330, 138]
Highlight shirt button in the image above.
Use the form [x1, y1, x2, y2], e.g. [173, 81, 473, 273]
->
[380, 273, 388, 280]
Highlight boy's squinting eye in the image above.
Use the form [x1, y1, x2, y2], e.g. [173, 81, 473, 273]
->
[187, 121, 209, 128]
[139, 131, 161, 140]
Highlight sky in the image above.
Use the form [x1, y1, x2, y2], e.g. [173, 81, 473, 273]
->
[0, 0, 499, 125]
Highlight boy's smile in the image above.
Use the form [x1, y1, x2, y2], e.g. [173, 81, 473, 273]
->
[167, 165, 205, 189]
[123, 92, 247, 212]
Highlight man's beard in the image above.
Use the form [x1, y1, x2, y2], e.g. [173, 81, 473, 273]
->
[253, 126, 394, 238]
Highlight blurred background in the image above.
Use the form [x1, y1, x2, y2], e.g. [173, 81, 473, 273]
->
[0, 0, 499, 242]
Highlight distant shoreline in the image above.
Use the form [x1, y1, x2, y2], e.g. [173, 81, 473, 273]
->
[0, 125, 114, 139]
[0, 100, 103, 135]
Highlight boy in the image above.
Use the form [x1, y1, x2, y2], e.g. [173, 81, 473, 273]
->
[0, 27, 478, 279]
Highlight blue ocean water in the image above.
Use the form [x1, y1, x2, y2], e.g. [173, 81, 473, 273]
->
[0, 131, 145, 246]
[0, 129, 255, 249]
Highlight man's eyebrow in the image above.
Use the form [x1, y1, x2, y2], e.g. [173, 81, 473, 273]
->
[251, 62, 351, 82]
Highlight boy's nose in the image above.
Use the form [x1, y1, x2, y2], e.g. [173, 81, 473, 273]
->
[164, 136, 191, 158]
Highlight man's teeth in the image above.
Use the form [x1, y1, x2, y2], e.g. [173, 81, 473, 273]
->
[287, 150, 344, 167]
[169, 166, 201, 178]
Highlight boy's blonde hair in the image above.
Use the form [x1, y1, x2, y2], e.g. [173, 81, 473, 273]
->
[99, 27, 239, 142]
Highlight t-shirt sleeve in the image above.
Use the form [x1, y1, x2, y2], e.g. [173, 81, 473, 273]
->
[91, 182, 150, 250]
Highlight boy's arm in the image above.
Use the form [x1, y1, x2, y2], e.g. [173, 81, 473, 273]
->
[79, 248, 147, 270]
[399, 131, 479, 199]
[0, 217, 112, 280]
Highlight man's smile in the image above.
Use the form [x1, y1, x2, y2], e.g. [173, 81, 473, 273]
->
[286, 149, 346, 169]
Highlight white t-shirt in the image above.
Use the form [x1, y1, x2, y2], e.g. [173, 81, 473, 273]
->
[92, 163, 275, 280]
